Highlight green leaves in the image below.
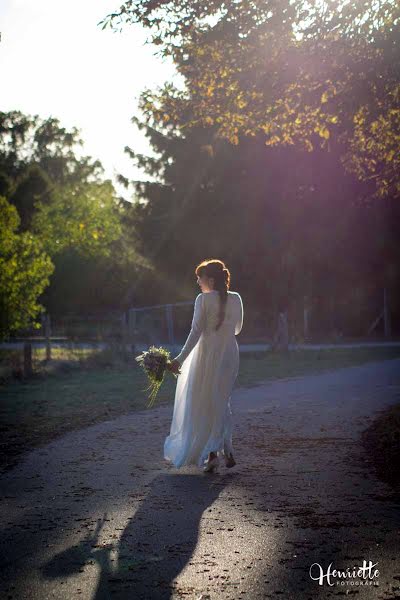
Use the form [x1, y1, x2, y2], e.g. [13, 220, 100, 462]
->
[0, 197, 54, 340]
[31, 181, 123, 258]
[101, 0, 399, 201]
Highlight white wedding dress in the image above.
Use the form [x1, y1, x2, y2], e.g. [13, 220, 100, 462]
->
[164, 290, 243, 468]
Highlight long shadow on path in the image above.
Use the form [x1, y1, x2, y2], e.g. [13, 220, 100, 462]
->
[41, 472, 225, 600]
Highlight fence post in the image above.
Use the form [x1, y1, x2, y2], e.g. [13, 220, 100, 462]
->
[383, 287, 391, 338]
[329, 295, 335, 337]
[166, 304, 175, 348]
[303, 296, 310, 342]
[121, 312, 129, 353]
[271, 310, 289, 352]
[128, 308, 137, 353]
[44, 314, 51, 361]
[23, 342, 33, 377]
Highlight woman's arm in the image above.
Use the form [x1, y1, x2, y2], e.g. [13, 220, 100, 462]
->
[173, 293, 206, 365]
[235, 293, 243, 335]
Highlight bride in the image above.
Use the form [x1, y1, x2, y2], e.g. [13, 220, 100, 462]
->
[164, 259, 243, 473]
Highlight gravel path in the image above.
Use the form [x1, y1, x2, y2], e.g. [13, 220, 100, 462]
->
[1, 358, 399, 600]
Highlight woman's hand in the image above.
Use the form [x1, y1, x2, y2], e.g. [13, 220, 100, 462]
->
[167, 359, 182, 374]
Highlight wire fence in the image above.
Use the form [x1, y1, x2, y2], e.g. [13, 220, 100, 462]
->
[3, 285, 397, 356]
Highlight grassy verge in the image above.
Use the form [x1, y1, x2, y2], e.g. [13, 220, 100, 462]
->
[237, 345, 400, 387]
[0, 345, 399, 474]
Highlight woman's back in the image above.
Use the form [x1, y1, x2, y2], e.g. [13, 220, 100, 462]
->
[202, 290, 243, 336]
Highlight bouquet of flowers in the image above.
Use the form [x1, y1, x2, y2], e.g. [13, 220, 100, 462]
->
[135, 345, 179, 407]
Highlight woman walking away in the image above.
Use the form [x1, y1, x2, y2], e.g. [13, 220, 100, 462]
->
[164, 259, 243, 473]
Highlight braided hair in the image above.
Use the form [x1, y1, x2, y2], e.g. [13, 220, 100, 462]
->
[195, 259, 231, 331]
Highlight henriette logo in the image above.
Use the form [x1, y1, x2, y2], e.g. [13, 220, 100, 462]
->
[309, 560, 380, 588]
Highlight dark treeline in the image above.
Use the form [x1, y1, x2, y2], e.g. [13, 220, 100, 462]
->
[121, 118, 399, 338]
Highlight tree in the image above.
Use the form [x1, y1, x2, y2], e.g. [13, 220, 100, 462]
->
[0, 197, 54, 340]
[31, 180, 123, 258]
[0, 110, 104, 185]
[101, 0, 400, 200]
[0, 110, 153, 314]
[9, 164, 53, 231]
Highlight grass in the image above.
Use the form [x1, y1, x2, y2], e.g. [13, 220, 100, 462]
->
[237, 345, 400, 387]
[1, 344, 399, 473]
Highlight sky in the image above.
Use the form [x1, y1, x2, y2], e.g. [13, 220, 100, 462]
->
[0, 0, 183, 201]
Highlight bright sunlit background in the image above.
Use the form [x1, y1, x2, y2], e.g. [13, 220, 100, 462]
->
[0, 0, 182, 201]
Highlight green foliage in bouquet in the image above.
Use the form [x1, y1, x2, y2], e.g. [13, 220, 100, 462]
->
[135, 345, 178, 407]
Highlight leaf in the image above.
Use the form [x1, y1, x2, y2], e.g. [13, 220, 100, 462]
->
[319, 127, 330, 139]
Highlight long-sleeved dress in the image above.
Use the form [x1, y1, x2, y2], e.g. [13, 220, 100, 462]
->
[164, 290, 244, 468]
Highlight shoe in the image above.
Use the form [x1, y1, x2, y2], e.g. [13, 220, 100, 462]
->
[203, 454, 219, 473]
[224, 451, 236, 468]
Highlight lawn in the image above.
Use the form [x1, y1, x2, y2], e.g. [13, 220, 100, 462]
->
[1, 344, 399, 473]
